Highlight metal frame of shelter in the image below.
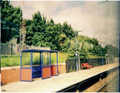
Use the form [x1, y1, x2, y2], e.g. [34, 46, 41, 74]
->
[20, 49, 58, 81]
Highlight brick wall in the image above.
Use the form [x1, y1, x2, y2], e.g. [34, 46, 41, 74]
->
[1, 67, 20, 85]
[58, 63, 66, 74]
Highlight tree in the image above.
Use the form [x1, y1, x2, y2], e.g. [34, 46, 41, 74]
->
[93, 45, 101, 56]
[25, 21, 35, 45]
[45, 19, 61, 50]
[67, 38, 89, 61]
[91, 38, 98, 45]
[1, 1, 22, 43]
[104, 45, 119, 57]
[67, 39, 77, 58]
[62, 21, 75, 39]
[25, 11, 46, 45]
[26, 12, 62, 50]
[79, 47, 89, 62]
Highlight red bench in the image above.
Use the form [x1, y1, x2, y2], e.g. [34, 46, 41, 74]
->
[81, 63, 92, 69]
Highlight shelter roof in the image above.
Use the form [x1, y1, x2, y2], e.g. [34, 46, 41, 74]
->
[20, 49, 58, 53]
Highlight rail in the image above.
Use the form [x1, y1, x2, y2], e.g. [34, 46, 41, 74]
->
[98, 74, 119, 92]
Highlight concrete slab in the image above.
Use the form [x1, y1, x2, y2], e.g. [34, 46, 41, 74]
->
[1, 63, 119, 92]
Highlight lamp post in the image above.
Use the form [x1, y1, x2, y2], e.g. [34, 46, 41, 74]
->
[112, 45, 115, 63]
[75, 29, 82, 71]
[100, 41, 104, 65]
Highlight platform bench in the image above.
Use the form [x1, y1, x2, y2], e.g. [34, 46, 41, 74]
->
[81, 63, 92, 69]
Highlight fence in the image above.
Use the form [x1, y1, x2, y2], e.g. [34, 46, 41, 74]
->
[1, 43, 50, 55]
[66, 59, 76, 73]
[1, 43, 16, 55]
[66, 57, 117, 73]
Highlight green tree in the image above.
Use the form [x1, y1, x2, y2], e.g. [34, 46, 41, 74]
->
[1, 1, 22, 43]
[25, 11, 77, 51]
[93, 45, 101, 56]
[104, 45, 119, 57]
[26, 22, 35, 45]
[62, 21, 75, 39]
[61, 38, 71, 52]
[67, 38, 89, 61]
[25, 11, 46, 46]
[67, 39, 76, 58]
[45, 19, 61, 50]
[79, 47, 89, 62]
[91, 38, 98, 45]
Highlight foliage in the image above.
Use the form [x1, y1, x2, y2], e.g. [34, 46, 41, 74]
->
[1, 56, 20, 67]
[91, 38, 99, 45]
[67, 37, 89, 61]
[104, 45, 119, 57]
[62, 21, 75, 39]
[25, 19, 34, 45]
[93, 45, 101, 56]
[1, 0, 22, 43]
[88, 52, 103, 58]
[25, 11, 75, 51]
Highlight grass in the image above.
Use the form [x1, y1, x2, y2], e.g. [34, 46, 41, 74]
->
[1, 51, 103, 67]
[88, 52, 103, 58]
[1, 52, 68, 67]
[88, 55, 102, 58]
[58, 52, 68, 63]
[1, 55, 20, 67]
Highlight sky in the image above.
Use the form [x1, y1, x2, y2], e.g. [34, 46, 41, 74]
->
[10, 1, 119, 48]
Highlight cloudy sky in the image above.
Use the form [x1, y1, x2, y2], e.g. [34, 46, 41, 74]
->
[10, 1, 119, 48]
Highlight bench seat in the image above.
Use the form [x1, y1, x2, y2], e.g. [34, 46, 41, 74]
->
[81, 63, 92, 69]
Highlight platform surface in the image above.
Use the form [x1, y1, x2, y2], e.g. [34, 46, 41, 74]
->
[1, 63, 119, 92]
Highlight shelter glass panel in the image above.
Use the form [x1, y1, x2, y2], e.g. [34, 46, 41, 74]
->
[51, 53, 57, 65]
[22, 52, 31, 68]
[33, 52, 40, 67]
[43, 52, 50, 66]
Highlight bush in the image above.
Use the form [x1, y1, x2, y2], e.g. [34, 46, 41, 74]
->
[1, 56, 20, 67]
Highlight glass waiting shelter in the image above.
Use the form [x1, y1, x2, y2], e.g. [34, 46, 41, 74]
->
[20, 49, 58, 81]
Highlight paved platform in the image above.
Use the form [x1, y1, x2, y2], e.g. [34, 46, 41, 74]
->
[1, 63, 119, 92]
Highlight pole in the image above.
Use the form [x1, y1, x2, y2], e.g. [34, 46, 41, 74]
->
[78, 53, 81, 70]
[75, 30, 78, 71]
[100, 41, 103, 65]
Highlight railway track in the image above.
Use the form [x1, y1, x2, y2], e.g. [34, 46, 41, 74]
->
[58, 67, 119, 92]
[98, 75, 119, 92]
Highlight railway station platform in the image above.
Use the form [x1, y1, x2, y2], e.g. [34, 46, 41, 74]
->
[1, 63, 119, 92]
